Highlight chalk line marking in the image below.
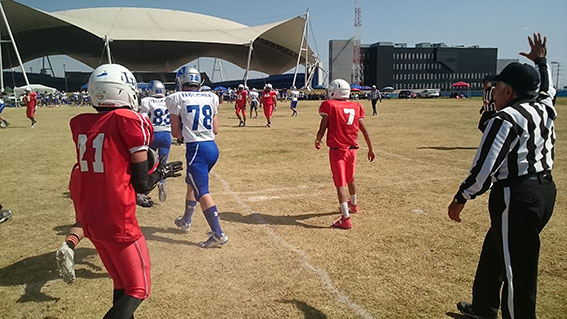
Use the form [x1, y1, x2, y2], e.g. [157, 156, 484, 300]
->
[213, 172, 375, 319]
[1, 135, 32, 155]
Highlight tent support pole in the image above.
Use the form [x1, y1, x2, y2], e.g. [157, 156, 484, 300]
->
[244, 40, 253, 87]
[105, 35, 112, 64]
[0, 37, 3, 92]
[292, 9, 309, 89]
[0, 1, 29, 86]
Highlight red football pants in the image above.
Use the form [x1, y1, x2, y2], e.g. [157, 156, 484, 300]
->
[329, 148, 357, 187]
[92, 236, 151, 300]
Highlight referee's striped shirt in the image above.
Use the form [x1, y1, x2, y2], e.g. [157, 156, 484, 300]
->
[455, 61, 556, 202]
[482, 86, 496, 112]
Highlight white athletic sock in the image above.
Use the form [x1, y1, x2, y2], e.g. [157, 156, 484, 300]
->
[340, 202, 350, 219]
[350, 194, 357, 205]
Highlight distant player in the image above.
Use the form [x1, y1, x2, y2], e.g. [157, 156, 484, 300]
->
[24, 88, 37, 127]
[315, 79, 375, 229]
[289, 86, 300, 117]
[260, 83, 277, 127]
[0, 91, 9, 127]
[248, 88, 259, 119]
[235, 83, 247, 127]
[140, 80, 171, 202]
[167, 66, 229, 248]
[68, 63, 182, 318]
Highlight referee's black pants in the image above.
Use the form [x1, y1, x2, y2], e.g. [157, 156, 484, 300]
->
[471, 172, 556, 319]
[371, 99, 378, 114]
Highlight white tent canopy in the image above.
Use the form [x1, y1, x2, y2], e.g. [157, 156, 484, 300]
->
[14, 84, 57, 98]
[0, 0, 317, 74]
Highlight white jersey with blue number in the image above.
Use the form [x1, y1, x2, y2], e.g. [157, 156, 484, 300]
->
[290, 90, 300, 102]
[166, 91, 219, 142]
[140, 96, 171, 132]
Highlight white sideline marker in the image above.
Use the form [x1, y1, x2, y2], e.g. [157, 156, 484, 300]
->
[213, 172, 375, 319]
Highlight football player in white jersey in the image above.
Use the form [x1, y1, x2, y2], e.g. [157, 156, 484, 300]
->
[166, 66, 228, 248]
[289, 86, 300, 117]
[248, 88, 259, 119]
[140, 80, 171, 202]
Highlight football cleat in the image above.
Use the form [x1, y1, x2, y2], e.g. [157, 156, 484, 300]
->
[199, 232, 228, 248]
[456, 302, 494, 319]
[56, 242, 76, 284]
[348, 200, 358, 214]
[0, 209, 13, 224]
[174, 216, 191, 233]
[332, 216, 352, 229]
[158, 182, 166, 202]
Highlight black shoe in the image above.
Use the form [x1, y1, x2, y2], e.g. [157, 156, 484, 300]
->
[456, 302, 494, 319]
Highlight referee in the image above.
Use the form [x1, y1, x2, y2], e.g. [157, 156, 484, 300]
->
[448, 33, 557, 319]
[478, 75, 497, 132]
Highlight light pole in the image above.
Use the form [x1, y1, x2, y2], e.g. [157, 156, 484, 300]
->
[63, 63, 68, 92]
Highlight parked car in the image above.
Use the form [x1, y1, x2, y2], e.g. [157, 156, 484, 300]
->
[419, 89, 440, 98]
[398, 90, 416, 99]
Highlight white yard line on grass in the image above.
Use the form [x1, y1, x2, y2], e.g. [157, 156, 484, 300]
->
[213, 172, 375, 319]
[1, 136, 32, 155]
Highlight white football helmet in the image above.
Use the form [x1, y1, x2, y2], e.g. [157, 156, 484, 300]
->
[176, 66, 201, 91]
[327, 79, 351, 100]
[88, 64, 139, 110]
[237, 84, 244, 89]
[265, 83, 273, 90]
[148, 80, 166, 97]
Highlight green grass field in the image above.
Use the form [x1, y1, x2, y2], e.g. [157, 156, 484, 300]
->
[0, 97, 565, 318]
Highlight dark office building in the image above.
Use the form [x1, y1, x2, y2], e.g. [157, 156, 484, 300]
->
[330, 40, 497, 91]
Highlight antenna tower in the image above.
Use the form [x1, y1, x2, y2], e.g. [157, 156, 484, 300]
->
[352, 0, 363, 85]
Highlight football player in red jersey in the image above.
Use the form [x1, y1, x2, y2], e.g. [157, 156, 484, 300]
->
[24, 88, 38, 127]
[235, 83, 248, 127]
[315, 79, 375, 229]
[260, 83, 277, 127]
[68, 64, 182, 318]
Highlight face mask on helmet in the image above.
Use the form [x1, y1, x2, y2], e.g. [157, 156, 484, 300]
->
[88, 63, 140, 110]
[176, 66, 201, 91]
[148, 80, 166, 97]
[327, 79, 351, 100]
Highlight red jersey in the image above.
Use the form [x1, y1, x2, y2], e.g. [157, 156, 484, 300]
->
[319, 100, 365, 149]
[25, 92, 37, 108]
[69, 109, 153, 242]
[261, 90, 277, 107]
[236, 89, 248, 108]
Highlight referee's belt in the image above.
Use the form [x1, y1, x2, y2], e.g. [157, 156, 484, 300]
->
[496, 170, 552, 186]
[330, 145, 359, 150]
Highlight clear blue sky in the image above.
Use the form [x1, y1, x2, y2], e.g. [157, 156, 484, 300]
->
[12, 0, 567, 87]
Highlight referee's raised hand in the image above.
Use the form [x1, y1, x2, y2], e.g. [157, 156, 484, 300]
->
[520, 32, 546, 61]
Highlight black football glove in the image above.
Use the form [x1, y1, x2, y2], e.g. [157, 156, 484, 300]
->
[154, 156, 183, 180]
[136, 193, 154, 207]
[176, 137, 184, 145]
